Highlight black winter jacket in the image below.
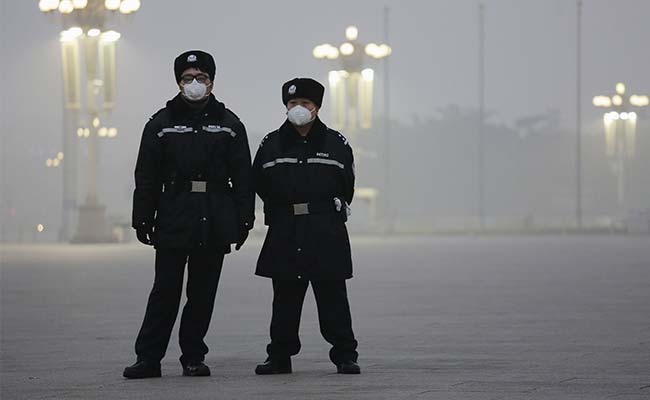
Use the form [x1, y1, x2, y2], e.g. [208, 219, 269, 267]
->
[132, 94, 254, 250]
[253, 118, 354, 280]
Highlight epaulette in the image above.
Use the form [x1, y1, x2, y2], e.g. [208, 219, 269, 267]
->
[148, 107, 166, 121]
[225, 108, 241, 121]
[259, 130, 278, 148]
[327, 128, 349, 146]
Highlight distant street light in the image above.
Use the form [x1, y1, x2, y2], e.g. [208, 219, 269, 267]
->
[593, 83, 649, 209]
[46, 152, 65, 168]
[39, 0, 139, 14]
[39, 0, 140, 242]
[313, 26, 391, 134]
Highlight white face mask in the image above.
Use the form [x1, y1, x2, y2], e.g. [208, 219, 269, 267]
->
[182, 79, 208, 101]
[287, 105, 315, 126]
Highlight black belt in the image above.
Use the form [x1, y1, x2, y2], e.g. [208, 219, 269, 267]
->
[268, 200, 337, 216]
[162, 180, 229, 193]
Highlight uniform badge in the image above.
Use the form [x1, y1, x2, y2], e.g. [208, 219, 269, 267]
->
[187, 54, 197, 62]
[288, 85, 297, 95]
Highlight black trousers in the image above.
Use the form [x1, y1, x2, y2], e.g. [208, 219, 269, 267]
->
[266, 279, 358, 364]
[134, 247, 224, 366]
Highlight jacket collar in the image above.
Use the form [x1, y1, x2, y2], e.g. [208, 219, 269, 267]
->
[279, 117, 327, 151]
[166, 93, 226, 120]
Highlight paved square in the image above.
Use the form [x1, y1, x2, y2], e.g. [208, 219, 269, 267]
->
[2, 236, 649, 399]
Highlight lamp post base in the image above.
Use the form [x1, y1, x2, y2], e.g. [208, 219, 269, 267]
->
[70, 203, 115, 243]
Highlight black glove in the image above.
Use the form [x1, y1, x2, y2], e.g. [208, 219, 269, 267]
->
[235, 222, 251, 251]
[136, 228, 155, 246]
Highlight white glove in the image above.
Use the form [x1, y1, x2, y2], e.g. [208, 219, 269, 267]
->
[334, 197, 352, 217]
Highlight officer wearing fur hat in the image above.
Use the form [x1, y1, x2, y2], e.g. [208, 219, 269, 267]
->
[123, 50, 255, 379]
[252, 78, 360, 375]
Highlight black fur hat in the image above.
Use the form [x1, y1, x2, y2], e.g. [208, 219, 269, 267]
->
[174, 50, 216, 83]
[282, 78, 325, 107]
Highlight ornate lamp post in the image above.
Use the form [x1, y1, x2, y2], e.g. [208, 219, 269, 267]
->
[313, 26, 391, 136]
[312, 26, 391, 225]
[38, 0, 141, 242]
[593, 83, 649, 210]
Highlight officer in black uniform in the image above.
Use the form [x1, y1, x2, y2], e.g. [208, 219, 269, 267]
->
[253, 78, 360, 375]
[123, 50, 255, 379]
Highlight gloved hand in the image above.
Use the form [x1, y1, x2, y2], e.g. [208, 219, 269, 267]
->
[136, 228, 155, 246]
[235, 223, 251, 251]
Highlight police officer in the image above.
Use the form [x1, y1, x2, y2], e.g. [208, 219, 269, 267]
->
[252, 78, 360, 375]
[123, 50, 255, 379]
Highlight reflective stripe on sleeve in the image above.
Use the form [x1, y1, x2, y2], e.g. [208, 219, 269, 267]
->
[306, 158, 345, 169]
[262, 158, 299, 169]
[203, 125, 237, 137]
[156, 126, 194, 137]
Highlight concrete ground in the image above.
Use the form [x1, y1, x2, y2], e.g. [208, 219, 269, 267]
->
[1, 235, 649, 399]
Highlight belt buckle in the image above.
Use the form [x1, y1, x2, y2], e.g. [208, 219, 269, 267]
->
[191, 181, 207, 193]
[293, 203, 309, 216]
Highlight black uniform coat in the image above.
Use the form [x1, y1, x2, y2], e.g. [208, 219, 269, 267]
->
[253, 117, 355, 280]
[132, 94, 255, 250]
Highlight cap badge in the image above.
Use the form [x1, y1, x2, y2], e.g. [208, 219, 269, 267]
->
[288, 85, 297, 95]
[187, 54, 197, 62]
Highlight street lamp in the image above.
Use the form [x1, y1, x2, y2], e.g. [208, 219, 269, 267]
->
[39, 0, 140, 14]
[39, 0, 141, 242]
[46, 151, 65, 168]
[593, 83, 649, 210]
[313, 26, 392, 227]
[313, 26, 391, 134]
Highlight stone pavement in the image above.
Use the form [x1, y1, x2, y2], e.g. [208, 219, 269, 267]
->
[2, 235, 649, 399]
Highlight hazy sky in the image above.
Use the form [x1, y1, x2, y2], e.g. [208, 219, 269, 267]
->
[3, 1, 650, 131]
[1, 0, 649, 236]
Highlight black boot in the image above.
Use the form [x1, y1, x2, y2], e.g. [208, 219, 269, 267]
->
[182, 361, 211, 377]
[123, 360, 162, 379]
[336, 360, 361, 374]
[255, 357, 292, 375]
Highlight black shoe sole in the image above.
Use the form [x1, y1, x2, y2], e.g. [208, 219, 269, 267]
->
[123, 370, 162, 379]
[336, 365, 361, 374]
[255, 367, 292, 375]
[182, 367, 211, 377]
[182, 370, 211, 377]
